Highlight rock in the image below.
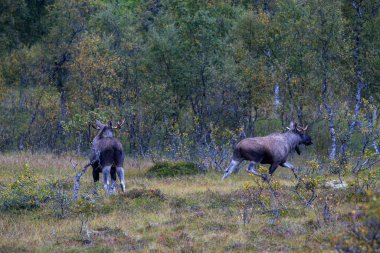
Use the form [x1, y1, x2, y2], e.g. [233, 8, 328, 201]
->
[325, 180, 347, 189]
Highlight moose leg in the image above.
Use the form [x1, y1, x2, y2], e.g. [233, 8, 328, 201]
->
[116, 167, 126, 193]
[280, 162, 298, 179]
[92, 168, 100, 182]
[222, 159, 242, 180]
[264, 163, 280, 181]
[269, 163, 279, 175]
[92, 167, 100, 195]
[110, 166, 117, 194]
[102, 165, 111, 194]
[246, 162, 261, 176]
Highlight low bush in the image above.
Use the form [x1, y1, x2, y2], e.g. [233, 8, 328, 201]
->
[48, 179, 72, 218]
[146, 161, 201, 178]
[0, 164, 51, 210]
[334, 191, 380, 252]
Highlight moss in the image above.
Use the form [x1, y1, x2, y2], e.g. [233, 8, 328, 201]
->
[146, 161, 201, 178]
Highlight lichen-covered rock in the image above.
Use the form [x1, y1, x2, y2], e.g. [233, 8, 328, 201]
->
[325, 180, 347, 189]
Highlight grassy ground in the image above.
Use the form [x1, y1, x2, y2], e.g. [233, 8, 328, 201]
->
[0, 153, 375, 252]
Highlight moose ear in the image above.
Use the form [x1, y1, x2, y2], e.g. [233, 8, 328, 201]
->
[289, 121, 297, 130]
[95, 120, 104, 129]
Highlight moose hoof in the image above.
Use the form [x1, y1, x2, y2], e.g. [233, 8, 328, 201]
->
[222, 171, 231, 180]
[120, 184, 126, 193]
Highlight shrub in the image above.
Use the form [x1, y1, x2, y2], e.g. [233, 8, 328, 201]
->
[49, 178, 72, 218]
[239, 168, 284, 225]
[146, 161, 201, 178]
[0, 164, 51, 210]
[74, 193, 101, 244]
[334, 191, 380, 252]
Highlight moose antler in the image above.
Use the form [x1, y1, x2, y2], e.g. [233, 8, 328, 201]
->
[286, 125, 308, 132]
[297, 125, 308, 132]
[112, 118, 125, 129]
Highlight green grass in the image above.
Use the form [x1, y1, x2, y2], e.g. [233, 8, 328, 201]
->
[0, 152, 377, 252]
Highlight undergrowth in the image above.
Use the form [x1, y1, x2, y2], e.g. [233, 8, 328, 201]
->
[0, 153, 378, 252]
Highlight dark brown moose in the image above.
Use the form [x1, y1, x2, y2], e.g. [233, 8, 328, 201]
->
[91, 119, 126, 194]
[222, 121, 312, 180]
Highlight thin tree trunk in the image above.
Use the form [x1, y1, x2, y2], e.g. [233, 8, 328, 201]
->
[368, 96, 379, 154]
[246, 107, 258, 137]
[274, 84, 280, 112]
[19, 134, 25, 150]
[199, 63, 210, 143]
[263, 49, 281, 117]
[19, 72, 27, 111]
[19, 93, 43, 151]
[297, 102, 304, 127]
[373, 110, 379, 154]
[77, 132, 82, 154]
[54, 57, 69, 149]
[340, 0, 365, 159]
[285, 73, 295, 121]
[322, 77, 337, 160]
[58, 88, 68, 148]
[319, 16, 337, 161]
[60, 89, 67, 121]
[129, 113, 137, 152]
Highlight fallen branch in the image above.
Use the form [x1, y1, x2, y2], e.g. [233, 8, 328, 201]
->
[70, 159, 93, 203]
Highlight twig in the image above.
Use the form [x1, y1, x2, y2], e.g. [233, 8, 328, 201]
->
[294, 179, 317, 208]
[70, 159, 78, 172]
[365, 158, 380, 169]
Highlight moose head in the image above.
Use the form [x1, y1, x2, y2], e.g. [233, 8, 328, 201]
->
[286, 121, 313, 155]
[93, 119, 125, 139]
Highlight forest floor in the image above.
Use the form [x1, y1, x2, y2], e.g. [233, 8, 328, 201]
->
[0, 153, 376, 252]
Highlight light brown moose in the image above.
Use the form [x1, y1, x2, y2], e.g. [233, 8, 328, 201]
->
[223, 121, 313, 180]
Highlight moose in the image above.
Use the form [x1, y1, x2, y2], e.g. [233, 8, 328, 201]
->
[90, 119, 126, 194]
[222, 121, 312, 180]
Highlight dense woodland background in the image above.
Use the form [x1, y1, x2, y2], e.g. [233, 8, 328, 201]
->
[0, 0, 379, 164]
